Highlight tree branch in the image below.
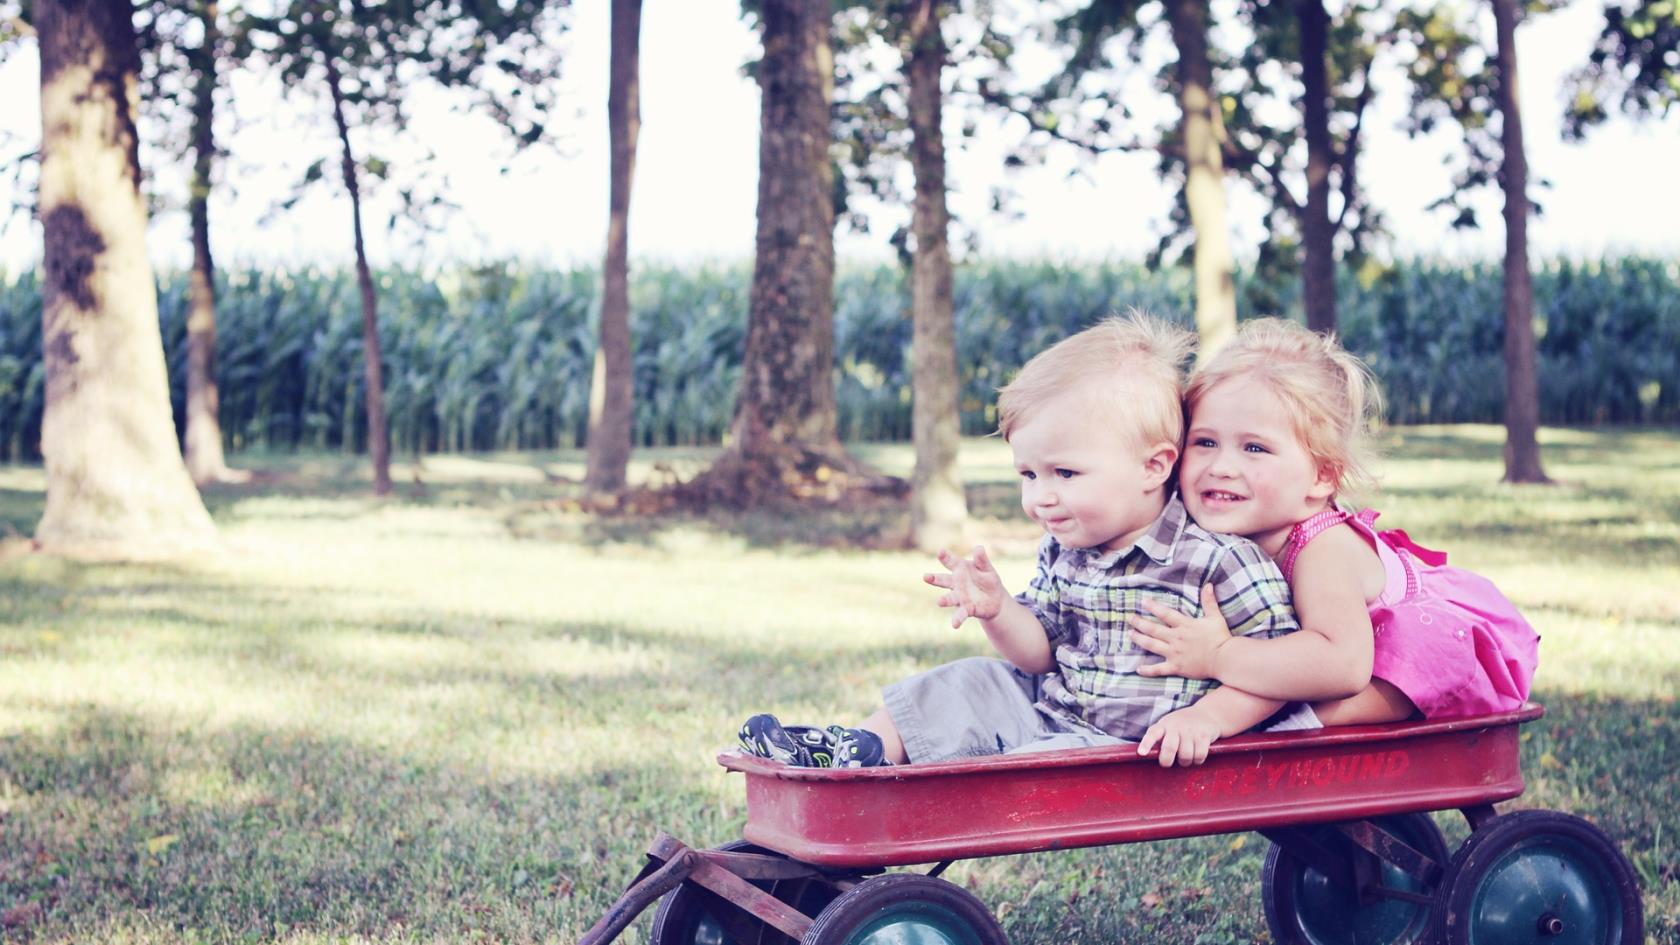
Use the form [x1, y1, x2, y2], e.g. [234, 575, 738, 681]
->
[977, 86, 1155, 157]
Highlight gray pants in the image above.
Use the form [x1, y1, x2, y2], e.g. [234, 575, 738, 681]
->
[881, 656, 1321, 764]
[882, 657, 1124, 763]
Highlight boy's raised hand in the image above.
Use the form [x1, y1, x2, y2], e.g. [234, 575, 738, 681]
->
[924, 546, 1007, 629]
[1133, 584, 1233, 680]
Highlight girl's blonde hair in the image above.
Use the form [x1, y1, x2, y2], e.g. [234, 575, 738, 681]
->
[1186, 317, 1384, 499]
[998, 311, 1195, 451]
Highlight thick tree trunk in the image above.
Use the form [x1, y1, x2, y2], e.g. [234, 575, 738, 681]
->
[1297, 0, 1338, 335]
[1491, 0, 1549, 484]
[326, 54, 391, 496]
[651, 0, 902, 512]
[184, 0, 232, 484]
[906, 0, 967, 552]
[1166, 0, 1238, 356]
[584, 0, 641, 494]
[730, 0, 841, 456]
[34, 0, 215, 552]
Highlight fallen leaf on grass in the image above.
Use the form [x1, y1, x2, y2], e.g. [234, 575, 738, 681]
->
[144, 834, 179, 855]
[1140, 892, 1161, 908]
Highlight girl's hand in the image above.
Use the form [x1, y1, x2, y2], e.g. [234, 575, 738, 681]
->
[1133, 584, 1233, 680]
[924, 546, 1007, 629]
[1137, 705, 1221, 767]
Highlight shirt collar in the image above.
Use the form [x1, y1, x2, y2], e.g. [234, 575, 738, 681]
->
[1076, 493, 1184, 568]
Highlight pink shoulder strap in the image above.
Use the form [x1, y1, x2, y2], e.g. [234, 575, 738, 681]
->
[1344, 507, 1451, 604]
[1279, 507, 1352, 582]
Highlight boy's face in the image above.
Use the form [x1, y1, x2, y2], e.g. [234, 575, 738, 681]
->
[1009, 392, 1175, 554]
[1180, 377, 1334, 557]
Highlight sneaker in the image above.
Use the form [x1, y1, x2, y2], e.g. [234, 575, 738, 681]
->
[738, 714, 836, 767]
[829, 725, 887, 768]
[785, 723, 841, 767]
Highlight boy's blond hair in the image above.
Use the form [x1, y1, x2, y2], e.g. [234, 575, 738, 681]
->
[997, 311, 1195, 451]
[1186, 317, 1383, 498]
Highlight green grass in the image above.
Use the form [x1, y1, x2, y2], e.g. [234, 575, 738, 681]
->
[1, 425, 1677, 944]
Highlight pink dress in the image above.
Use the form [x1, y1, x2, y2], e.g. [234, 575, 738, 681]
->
[1281, 507, 1539, 718]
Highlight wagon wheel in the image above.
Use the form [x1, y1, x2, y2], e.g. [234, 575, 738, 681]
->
[648, 840, 840, 945]
[1430, 811, 1643, 945]
[802, 873, 1007, 945]
[1262, 812, 1448, 945]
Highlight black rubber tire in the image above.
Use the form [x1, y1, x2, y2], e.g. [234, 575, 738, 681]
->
[802, 873, 1007, 945]
[1431, 810, 1643, 945]
[647, 840, 839, 945]
[1262, 812, 1449, 945]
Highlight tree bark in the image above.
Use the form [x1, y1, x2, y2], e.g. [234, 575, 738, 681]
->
[1491, 0, 1549, 483]
[906, 0, 967, 551]
[584, 0, 641, 494]
[1297, 0, 1338, 335]
[325, 52, 391, 495]
[1166, 0, 1238, 356]
[34, 0, 215, 552]
[184, 0, 232, 484]
[728, 0, 843, 460]
[651, 0, 899, 512]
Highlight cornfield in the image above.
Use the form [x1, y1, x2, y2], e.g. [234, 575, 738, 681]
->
[0, 257, 1675, 461]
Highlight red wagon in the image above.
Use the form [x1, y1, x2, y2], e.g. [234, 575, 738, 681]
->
[580, 704, 1643, 945]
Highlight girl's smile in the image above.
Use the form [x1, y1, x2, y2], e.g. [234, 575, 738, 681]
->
[1196, 489, 1248, 505]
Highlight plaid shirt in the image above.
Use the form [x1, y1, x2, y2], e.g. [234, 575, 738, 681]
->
[1017, 493, 1298, 741]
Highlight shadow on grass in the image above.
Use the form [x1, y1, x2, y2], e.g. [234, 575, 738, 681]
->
[0, 486, 40, 537]
[497, 478, 1036, 557]
[1364, 480, 1680, 573]
[0, 702, 745, 944]
[1389, 425, 1680, 467]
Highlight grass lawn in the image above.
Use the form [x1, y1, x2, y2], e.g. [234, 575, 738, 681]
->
[1, 424, 1676, 944]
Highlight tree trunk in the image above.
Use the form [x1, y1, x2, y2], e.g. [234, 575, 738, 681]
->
[906, 0, 967, 551]
[1491, 0, 1549, 484]
[1167, 0, 1237, 356]
[584, 0, 641, 494]
[184, 0, 232, 484]
[735, 0, 840, 454]
[1297, 0, 1338, 335]
[634, 0, 899, 513]
[326, 53, 391, 496]
[731, 0, 840, 455]
[34, 0, 215, 552]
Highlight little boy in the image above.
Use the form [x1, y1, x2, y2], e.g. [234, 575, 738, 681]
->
[739, 313, 1307, 769]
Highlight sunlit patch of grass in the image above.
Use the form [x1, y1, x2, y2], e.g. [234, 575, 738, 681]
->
[1, 425, 1676, 944]
[0, 467, 45, 491]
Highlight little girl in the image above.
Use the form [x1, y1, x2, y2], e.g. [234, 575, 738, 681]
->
[1132, 318, 1539, 729]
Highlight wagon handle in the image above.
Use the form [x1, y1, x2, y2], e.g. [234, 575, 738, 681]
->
[577, 837, 699, 945]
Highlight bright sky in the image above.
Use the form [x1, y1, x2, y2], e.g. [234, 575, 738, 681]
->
[1, 0, 1677, 274]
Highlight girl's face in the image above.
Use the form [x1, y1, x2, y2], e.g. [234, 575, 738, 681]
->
[1179, 377, 1335, 558]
